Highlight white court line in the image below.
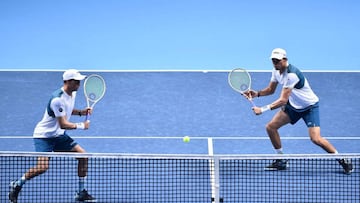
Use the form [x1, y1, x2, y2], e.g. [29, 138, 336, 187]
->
[1, 136, 360, 140]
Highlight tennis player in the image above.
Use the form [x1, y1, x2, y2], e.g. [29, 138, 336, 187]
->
[246, 48, 353, 174]
[9, 69, 96, 202]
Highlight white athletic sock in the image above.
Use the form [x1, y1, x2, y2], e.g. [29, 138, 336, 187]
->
[16, 175, 26, 186]
[79, 177, 86, 192]
[275, 148, 284, 154]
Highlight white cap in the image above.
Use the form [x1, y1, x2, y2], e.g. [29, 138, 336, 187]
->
[270, 48, 287, 60]
[62, 69, 86, 81]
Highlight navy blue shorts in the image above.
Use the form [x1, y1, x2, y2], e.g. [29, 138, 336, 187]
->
[34, 133, 78, 152]
[283, 102, 320, 127]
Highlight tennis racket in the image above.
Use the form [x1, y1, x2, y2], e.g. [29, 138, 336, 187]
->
[228, 68, 255, 107]
[83, 74, 106, 121]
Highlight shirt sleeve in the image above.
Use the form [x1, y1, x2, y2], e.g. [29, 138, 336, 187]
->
[50, 97, 67, 117]
[283, 73, 300, 89]
[270, 70, 277, 82]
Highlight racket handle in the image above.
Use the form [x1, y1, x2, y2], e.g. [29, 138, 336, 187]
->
[249, 99, 256, 107]
[85, 108, 91, 122]
[85, 114, 90, 122]
[242, 93, 256, 107]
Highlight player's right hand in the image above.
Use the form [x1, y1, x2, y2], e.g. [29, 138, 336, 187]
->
[252, 106, 262, 115]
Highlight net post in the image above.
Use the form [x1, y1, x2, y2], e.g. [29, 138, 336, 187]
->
[208, 138, 222, 203]
[213, 156, 221, 203]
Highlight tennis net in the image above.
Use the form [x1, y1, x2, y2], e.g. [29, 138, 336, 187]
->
[1, 152, 359, 203]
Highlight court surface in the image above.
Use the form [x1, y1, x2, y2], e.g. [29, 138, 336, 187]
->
[0, 71, 359, 154]
[1, 71, 359, 203]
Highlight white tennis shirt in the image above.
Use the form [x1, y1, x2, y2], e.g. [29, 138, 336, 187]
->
[33, 88, 76, 138]
[271, 64, 319, 110]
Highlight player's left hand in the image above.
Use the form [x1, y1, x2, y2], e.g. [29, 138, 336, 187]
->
[244, 90, 257, 99]
[252, 106, 262, 115]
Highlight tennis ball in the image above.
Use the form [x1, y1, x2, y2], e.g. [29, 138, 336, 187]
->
[183, 136, 190, 143]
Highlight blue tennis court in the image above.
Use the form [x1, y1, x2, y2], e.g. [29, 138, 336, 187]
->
[1, 71, 359, 202]
[1, 71, 359, 154]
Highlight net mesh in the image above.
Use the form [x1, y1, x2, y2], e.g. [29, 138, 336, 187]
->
[1, 152, 359, 203]
[220, 158, 359, 203]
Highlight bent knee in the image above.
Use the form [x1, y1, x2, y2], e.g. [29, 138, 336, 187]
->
[310, 136, 325, 145]
[265, 122, 277, 132]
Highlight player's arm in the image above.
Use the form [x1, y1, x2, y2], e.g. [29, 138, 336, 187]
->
[72, 108, 92, 116]
[72, 109, 83, 116]
[253, 73, 300, 115]
[269, 87, 292, 109]
[57, 116, 90, 130]
[256, 81, 278, 97]
[246, 81, 277, 98]
[268, 72, 300, 109]
[252, 87, 291, 115]
[50, 98, 90, 129]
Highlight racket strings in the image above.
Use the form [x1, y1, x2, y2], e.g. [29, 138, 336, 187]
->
[84, 76, 106, 102]
[228, 70, 251, 92]
[228, 68, 255, 107]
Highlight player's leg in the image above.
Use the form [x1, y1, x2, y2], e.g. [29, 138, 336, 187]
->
[28, 138, 53, 178]
[308, 126, 337, 153]
[265, 110, 291, 151]
[56, 133, 87, 178]
[71, 144, 88, 177]
[308, 126, 353, 174]
[264, 110, 292, 170]
[71, 143, 96, 202]
[52, 133, 95, 201]
[301, 104, 336, 153]
[9, 137, 52, 203]
[304, 106, 353, 174]
[25, 156, 50, 178]
[9, 157, 50, 203]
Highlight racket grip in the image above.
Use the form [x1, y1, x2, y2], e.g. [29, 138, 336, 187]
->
[249, 99, 256, 107]
[85, 108, 91, 122]
[242, 93, 256, 107]
[85, 114, 90, 122]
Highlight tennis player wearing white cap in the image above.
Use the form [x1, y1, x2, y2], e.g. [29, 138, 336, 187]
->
[246, 48, 353, 174]
[9, 69, 96, 202]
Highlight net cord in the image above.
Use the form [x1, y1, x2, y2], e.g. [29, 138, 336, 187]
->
[1, 151, 359, 160]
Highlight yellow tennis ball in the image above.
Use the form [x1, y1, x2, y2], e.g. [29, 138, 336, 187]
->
[183, 136, 190, 143]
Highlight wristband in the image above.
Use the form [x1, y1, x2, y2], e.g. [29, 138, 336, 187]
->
[260, 105, 271, 113]
[257, 90, 261, 97]
[78, 110, 82, 116]
[75, 122, 85, 130]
